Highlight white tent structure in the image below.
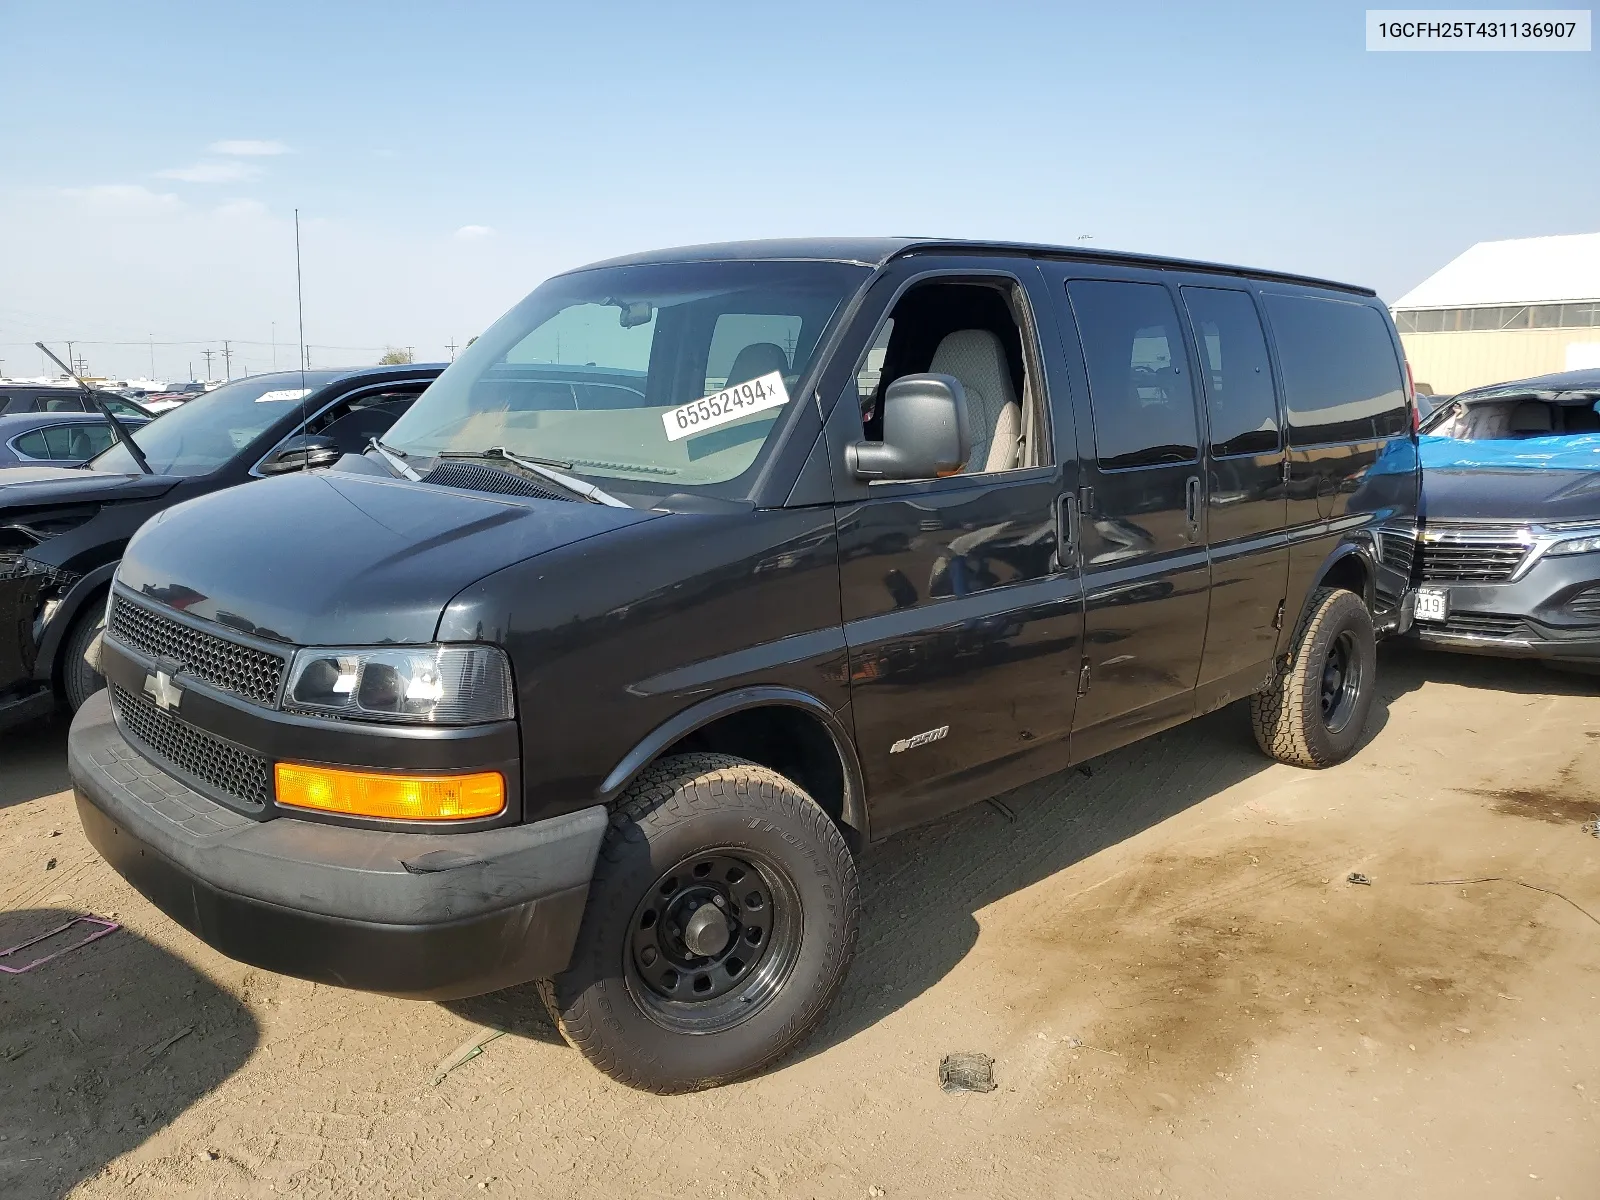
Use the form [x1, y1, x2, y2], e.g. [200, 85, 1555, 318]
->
[1391, 232, 1600, 394]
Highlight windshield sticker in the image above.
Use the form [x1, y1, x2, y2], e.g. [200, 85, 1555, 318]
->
[255, 388, 312, 404]
[662, 370, 789, 443]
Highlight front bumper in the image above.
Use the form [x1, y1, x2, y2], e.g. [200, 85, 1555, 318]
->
[1409, 548, 1600, 663]
[70, 691, 607, 1000]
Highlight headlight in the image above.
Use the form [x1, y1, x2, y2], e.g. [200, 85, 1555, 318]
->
[1548, 534, 1600, 557]
[284, 644, 514, 724]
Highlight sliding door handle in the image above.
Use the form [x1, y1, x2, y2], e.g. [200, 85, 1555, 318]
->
[1054, 491, 1079, 570]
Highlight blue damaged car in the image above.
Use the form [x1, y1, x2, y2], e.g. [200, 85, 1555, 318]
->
[1412, 366, 1600, 664]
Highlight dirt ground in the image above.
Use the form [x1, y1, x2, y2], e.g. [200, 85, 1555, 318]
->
[2, 643, 1597, 1200]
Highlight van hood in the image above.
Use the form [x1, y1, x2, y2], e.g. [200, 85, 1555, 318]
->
[116, 469, 657, 646]
[1423, 466, 1600, 525]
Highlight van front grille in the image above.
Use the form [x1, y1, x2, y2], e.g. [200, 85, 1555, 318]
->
[111, 684, 270, 813]
[109, 595, 288, 707]
[1379, 530, 1416, 579]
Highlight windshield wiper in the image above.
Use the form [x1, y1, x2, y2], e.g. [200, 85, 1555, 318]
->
[35, 341, 153, 475]
[445, 447, 630, 508]
[369, 437, 421, 481]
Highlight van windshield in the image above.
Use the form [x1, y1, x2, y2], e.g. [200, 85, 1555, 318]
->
[381, 260, 869, 495]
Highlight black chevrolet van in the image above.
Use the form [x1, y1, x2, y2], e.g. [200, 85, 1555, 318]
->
[68, 239, 1419, 1092]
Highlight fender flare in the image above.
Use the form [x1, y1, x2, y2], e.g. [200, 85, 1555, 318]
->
[32, 562, 117, 682]
[1288, 540, 1377, 641]
[596, 685, 869, 841]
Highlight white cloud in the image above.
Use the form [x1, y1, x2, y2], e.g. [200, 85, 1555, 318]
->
[60, 183, 183, 211]
[213, 198, 271, 220]
[455, 224, 495, 240]
[157, 160, 263, 184]
[208, 139, 290, 156]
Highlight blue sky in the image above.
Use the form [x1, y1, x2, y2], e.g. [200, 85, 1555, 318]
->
[1, 0, 1595, 380]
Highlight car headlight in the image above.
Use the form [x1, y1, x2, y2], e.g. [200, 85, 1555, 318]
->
[1548, 533, 1600, 557]
[284, 644, 514, 724]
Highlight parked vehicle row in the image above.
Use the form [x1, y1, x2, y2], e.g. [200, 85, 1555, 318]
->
[57, 238, 1422, 1094]
[0, 365, 441, 729]
[0, 411, 151, 469]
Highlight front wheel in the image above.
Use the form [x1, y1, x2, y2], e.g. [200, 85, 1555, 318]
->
[540, 753, 860, 1093]
[1250, 586, 1377, 769]
[61, 605, 107, 713]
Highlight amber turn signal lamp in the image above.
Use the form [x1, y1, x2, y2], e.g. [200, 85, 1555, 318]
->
[274, 763, 505, 820]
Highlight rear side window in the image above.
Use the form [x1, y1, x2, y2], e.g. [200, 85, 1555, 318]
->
[1264, 295, 1408, 446]
[11, 429, 55, 458]
[1067, 280, 1199, 470]
[1181, 287, 1280, 458]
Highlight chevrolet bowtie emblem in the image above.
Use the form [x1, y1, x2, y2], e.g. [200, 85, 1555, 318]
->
[144, 670, 184, 712]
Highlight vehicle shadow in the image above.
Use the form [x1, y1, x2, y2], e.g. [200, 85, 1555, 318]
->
[792, 648, 1428, 1065]
[445, 981, 566, 1046]
[0, 714, 72, 812]
[0, 907, 260, 1200]
[456, 648, 1420, 1067]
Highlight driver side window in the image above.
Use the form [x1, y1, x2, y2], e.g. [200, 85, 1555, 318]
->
[854, 281, 1048, 476]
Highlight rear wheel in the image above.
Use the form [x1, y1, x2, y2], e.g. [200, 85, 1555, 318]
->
[60, 604, 107, 713]
[540, 753, 859, 1093]
[1251, 586, 1376, 769]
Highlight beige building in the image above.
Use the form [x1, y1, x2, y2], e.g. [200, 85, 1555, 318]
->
[1391, 231, 1600, 396]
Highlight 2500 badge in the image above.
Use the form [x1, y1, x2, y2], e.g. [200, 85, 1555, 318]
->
[662, 369, 790, 442]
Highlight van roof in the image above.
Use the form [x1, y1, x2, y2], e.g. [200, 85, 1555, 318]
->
[572, 237, 1376, 298]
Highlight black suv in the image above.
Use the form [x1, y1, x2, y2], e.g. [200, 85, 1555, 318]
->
[68, 239, 1419, 1092]
[0, 365, 440, 730]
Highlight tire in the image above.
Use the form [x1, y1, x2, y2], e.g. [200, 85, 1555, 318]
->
[1250, 586, 1376, 769]
[61, 605, 107, 713]
[540, 753, 860, 1093]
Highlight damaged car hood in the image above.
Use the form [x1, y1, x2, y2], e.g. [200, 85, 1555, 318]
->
[116, 469, 658, 646]
[1422, 462, 1600, 524]
[0, 467, 181, 506]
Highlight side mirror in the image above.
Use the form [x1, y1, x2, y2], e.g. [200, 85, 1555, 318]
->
[260, 434, 343, 475]
[847, 373, 971, 481]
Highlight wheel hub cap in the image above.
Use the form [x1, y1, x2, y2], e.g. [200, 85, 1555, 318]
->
[683, 901, 732, 957]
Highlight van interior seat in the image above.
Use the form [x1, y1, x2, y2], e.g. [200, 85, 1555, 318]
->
[928, 329, 1021, 473]
[1508, 401, 1554, 437]
[725, 342, 790, 389]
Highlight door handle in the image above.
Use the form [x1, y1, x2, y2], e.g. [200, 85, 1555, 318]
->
[1054, 491, 1079, 570]
[1185, 475, 1201, 537]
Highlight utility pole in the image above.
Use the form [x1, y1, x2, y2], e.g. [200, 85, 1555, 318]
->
[73, 354, 89, 377]
[405, 345, 415, 364]
[222, 340, 233, 380]
[65, 340, 75, 379]
[188, 360, 194, 381]
[446, 337, 458, 361]
[202, 347, 216, 378]
[271, 321, 277, 371]
[148, 335, 156, 381]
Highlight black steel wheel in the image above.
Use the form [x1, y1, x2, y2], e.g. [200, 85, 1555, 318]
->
[540, 753, 859, 1093]
[1251, 586, 1377, 769]
[626, 849, 802, 1033]
[1319, 628, 1364, 735]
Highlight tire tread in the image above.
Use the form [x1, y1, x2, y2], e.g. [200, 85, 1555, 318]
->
[541, 752, 859, 1093]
